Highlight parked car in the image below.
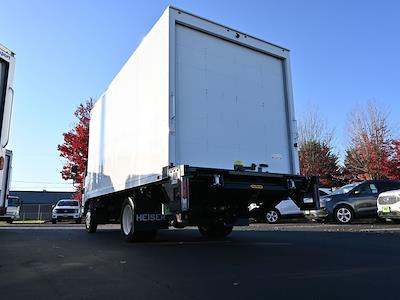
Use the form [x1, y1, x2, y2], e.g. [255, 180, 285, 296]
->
[377, 189, 400, 222]
[0, 196, 21, 223]
[304, 180, 400, 224]
[52, 199, 82, 224]
[250, 188, 331, 224]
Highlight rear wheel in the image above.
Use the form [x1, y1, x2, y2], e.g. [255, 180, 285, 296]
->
[85, 202, 98, 233]
[6, 219, 13, 224]
[198, 223, 233, 238]
[120, 198, 157, 242]
[75, 218, 82, 224]
[51, 219, 56, 224]
[334, 205, 354, 224]
[265, 209, 280, 224]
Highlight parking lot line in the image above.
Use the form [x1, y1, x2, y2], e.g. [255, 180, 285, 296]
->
[0, 226, 84, 230]
[359, 227, 400, 232]
[133, 241, 293, 246]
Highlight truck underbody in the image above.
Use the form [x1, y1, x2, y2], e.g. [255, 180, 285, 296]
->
[83, 165, 319, 242]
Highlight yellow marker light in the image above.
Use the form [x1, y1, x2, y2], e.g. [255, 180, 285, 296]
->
[234, 160, 244, 166]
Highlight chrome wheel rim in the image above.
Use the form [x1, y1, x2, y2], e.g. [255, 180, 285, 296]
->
[266, 210, 279, 223]
[122, 204, 134, 235]
[337, 207, 351, 223]
[85, 211, 91, 228]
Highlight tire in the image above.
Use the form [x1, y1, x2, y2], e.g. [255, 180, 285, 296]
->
[198, 223, 233, 238]
[334, 205, 354, 224]
[6, 219, 13, 224]
[120, 198, 157, 242]
[75, 218, 82, 224]
[392, 219, 400, 224]
[265, 209, 280, 224]
[51, 219, 56, 224]
[85, 202, 98, 233]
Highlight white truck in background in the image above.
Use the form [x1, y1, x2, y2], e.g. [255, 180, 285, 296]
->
[82, 7, 320, 242]
[0, 44, 15, 216]
[0, 195, 21, 223]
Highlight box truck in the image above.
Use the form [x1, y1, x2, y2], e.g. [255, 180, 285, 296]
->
[0, 44, 15, 215]
[83, 6, 320, 241]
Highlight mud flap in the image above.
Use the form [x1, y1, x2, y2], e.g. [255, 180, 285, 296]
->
[134, 213, 169, 230]
[133, 190, 169, 231]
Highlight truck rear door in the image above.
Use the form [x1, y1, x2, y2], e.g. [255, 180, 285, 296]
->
[175, 25, 292, 174]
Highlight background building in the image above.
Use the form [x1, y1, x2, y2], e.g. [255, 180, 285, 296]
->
[10, 190, 74, 221]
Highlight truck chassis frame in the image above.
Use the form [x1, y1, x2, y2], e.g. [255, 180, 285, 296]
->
[83, 165, 319, 241]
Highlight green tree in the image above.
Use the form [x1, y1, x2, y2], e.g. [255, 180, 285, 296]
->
[298, 107, 340, 187]
[299, 140, 340, 187]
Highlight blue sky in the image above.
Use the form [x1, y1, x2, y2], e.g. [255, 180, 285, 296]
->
[2, 0, 399, 191]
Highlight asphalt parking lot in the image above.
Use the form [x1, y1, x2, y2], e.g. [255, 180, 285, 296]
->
[1, 222, 400, 300]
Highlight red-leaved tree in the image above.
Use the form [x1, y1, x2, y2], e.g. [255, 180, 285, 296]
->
[344, 101, 399, 180]
[58, 99, 94, 200]
[386, 140, 400, 180]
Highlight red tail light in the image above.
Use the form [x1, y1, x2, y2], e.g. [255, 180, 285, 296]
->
[181, 177, 189, 199]
[180, 177, 189, 211]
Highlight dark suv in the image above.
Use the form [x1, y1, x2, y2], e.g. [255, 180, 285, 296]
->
[304, 180, 400, 224]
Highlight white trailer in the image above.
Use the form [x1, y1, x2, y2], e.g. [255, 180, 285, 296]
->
[0, 44, 15, 215]
[83, 6, 319, 241]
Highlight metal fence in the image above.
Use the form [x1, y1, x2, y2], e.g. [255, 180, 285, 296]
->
[19, 204, 53, 221]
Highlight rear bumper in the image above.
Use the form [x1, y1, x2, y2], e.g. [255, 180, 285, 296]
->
[163, 165, 320, 227]
[52, 214, 81, 220]
[304, 208, 329, 219]
[184, 165, 320, 209]
[378, 211, 400, 219]
[0, 214, 18, 221]
[377, 202, 400, 219]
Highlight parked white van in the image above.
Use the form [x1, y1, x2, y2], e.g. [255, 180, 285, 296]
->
[377, 189, 400, 222]
[250, 188, 331, 224]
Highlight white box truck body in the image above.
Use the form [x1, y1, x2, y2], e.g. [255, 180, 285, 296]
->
[0, 44, 15, 215]
[83, 7, 319, 241]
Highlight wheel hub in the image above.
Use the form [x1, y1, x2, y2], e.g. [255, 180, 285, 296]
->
[266, 211, 278, 223]
[122, 205, 134, 235]
[86, 211, 91, 228]
[337, 208, 351, 223]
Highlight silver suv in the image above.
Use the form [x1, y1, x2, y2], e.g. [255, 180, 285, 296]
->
[305, 180, 400, 224]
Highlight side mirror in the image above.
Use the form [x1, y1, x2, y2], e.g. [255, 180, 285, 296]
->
[71, 165, 79, 180]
